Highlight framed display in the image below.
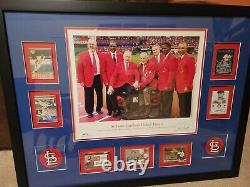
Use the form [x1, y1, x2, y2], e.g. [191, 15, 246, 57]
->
[22, 42, 59, 84]
[210, 43, 241, 80]
[0, 1, 250, 187]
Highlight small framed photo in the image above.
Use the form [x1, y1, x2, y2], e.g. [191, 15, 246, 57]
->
[206, 86, 235, 120]
[159, 143, 192, 167]
[29, 91, 63, 128]
[120, 144, 154, 170]
[22, 42, 59, 84]
[210, 43, 241, 80]
[79, 147, 115, 174]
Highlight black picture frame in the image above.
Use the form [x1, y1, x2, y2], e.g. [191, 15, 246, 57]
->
[0, 1, 249, 187]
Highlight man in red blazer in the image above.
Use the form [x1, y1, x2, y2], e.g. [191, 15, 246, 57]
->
[137, 52, 157, 116]
[77, 38, 104, 118]
[158, 42, 178, 118]
[176, 42, 196, 117]
[107, 50, 140, 116]
[151, 44, 165, 65]
[102, 41, 123, 116]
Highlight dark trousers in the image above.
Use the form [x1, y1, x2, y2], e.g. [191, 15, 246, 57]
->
[84, 75, 103, 115]
[177, 91, 192, 117]
[161, 90, 174, 118]
[110, 83, 134, 111]
[106, 86, 113, 113]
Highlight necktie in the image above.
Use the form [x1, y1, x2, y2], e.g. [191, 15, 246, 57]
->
[92, 52, 97, 74]
[112, 53, 116, 63]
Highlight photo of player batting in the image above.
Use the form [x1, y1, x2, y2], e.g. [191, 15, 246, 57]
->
[65, 28, 206, 140]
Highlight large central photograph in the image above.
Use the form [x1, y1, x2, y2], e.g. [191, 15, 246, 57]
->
[65, 28, 207, 141]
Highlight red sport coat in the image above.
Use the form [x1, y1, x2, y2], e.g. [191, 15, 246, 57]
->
[157, 52, 178, 91]
[176, 53, 196, 93]
[77, 51, 104, 87]
[151, 53, 165, 65]
[110, 61, 140, 88]
[102, 51, 123, 85]
[138, 59, 157, 89]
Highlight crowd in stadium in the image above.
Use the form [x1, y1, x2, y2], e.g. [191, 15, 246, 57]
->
[74, 35, 199, 54]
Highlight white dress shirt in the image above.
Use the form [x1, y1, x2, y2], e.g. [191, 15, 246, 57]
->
[88, 50, 100, 75]
[110, 51, 117, 62]
[155, 53, 161, 64]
